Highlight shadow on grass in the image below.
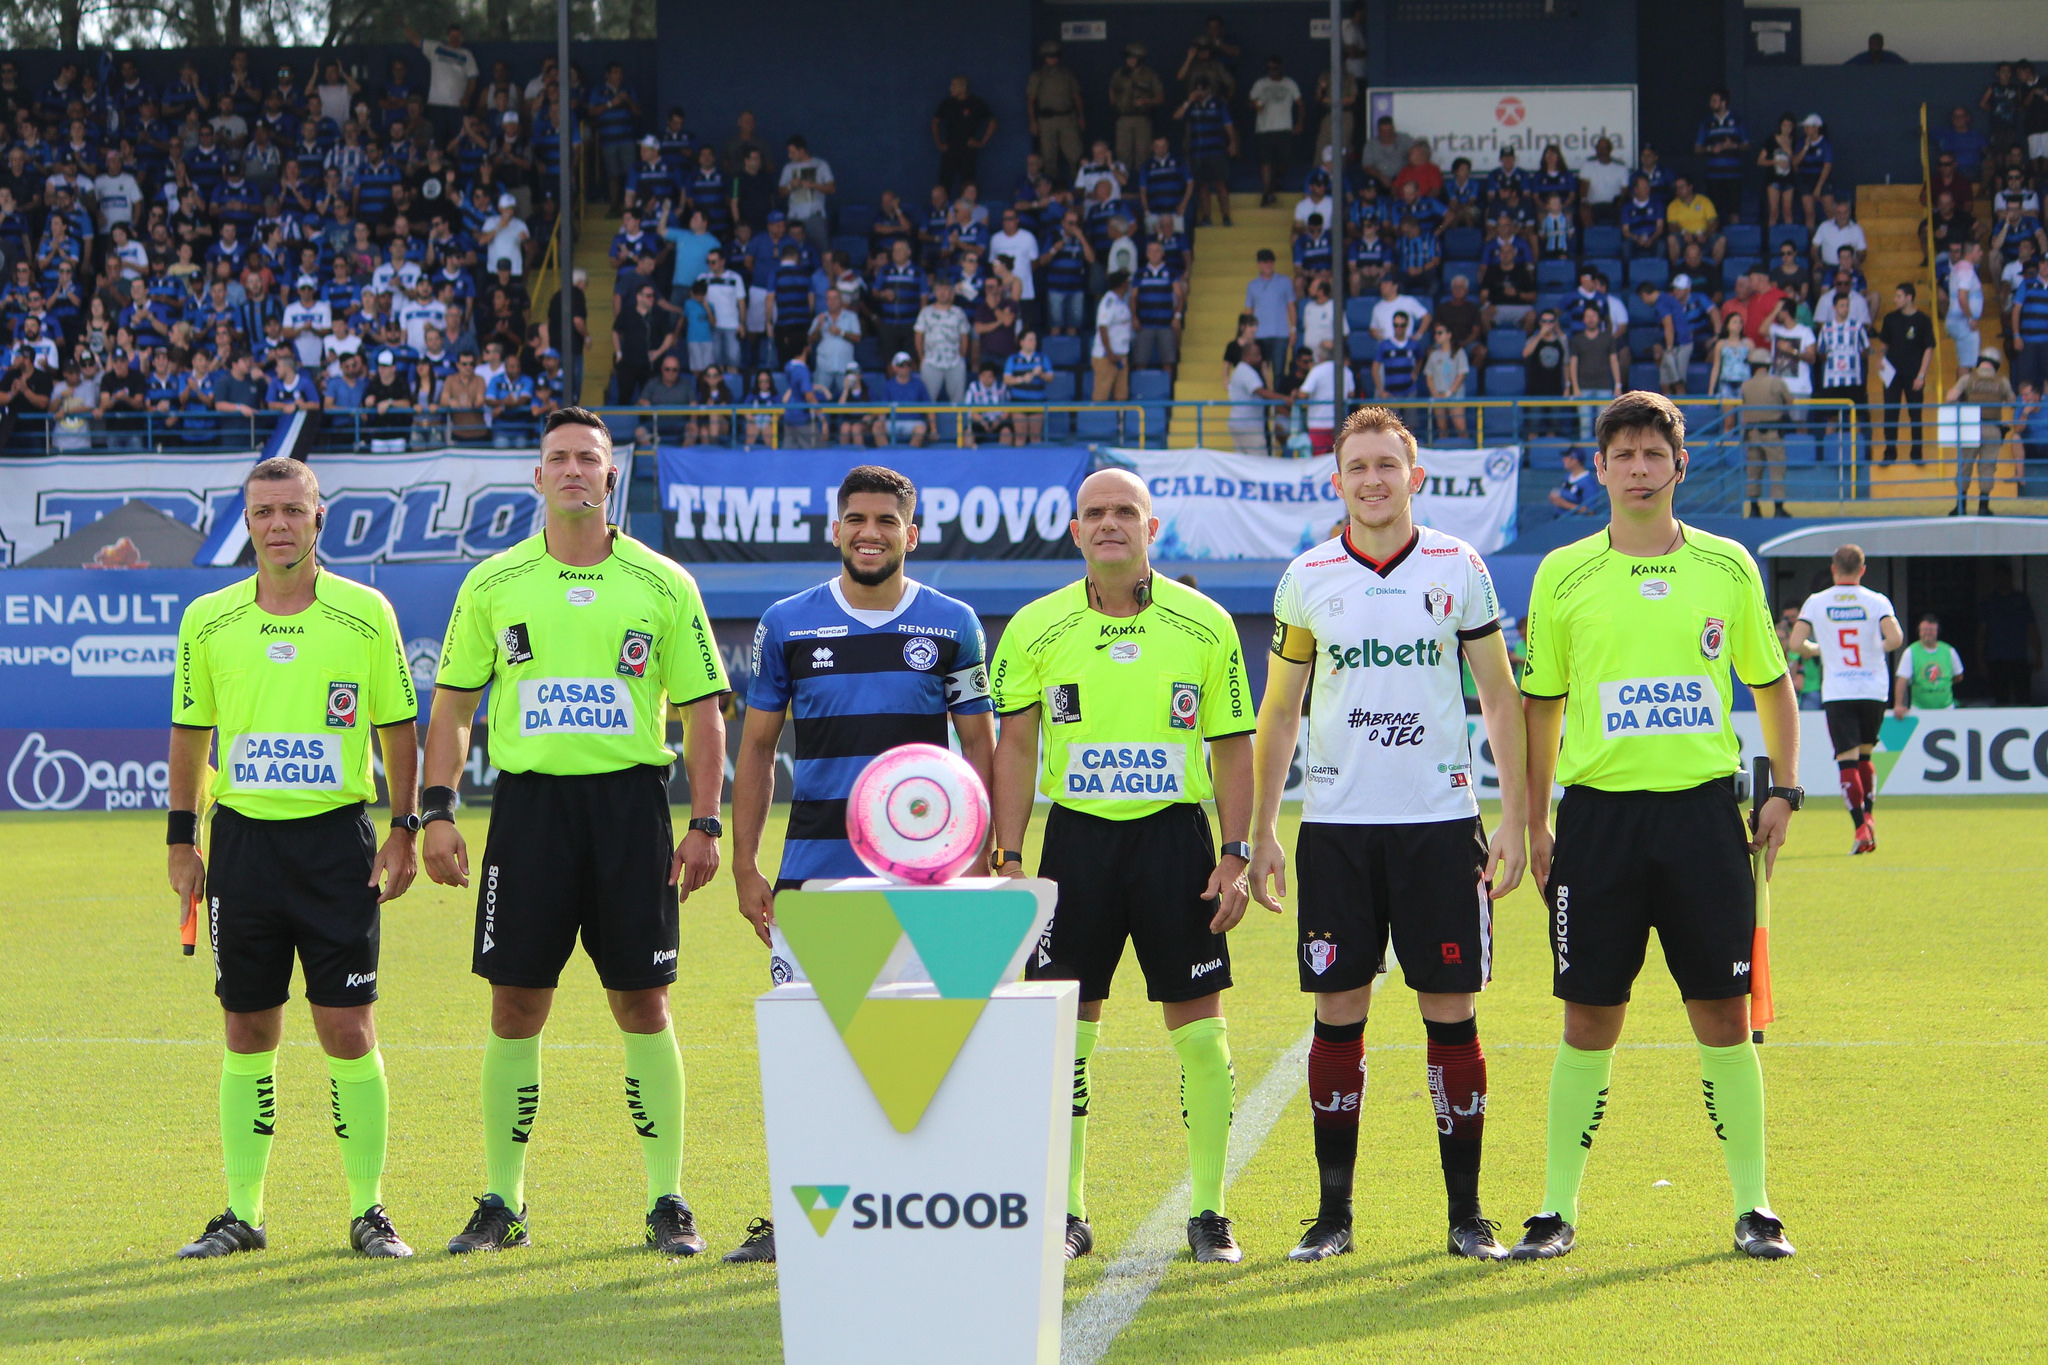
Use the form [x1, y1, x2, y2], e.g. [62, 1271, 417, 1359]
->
[0, 1245, 782, 1363]
[1109, 1248, 1731, 1358]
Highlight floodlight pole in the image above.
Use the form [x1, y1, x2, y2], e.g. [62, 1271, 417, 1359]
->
[558, 0, 575, 402]
[1328, 0, 1346, 424]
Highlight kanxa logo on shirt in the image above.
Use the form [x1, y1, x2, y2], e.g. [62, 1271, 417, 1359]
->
[326, 680, 359, 728]
[1169, 681, 1200, 730]
[1047, 683, 1082, 724]
[500, 622, 533, 665]
[617, 629, 652, 678]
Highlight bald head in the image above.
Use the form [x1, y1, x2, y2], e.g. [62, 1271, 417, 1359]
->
[1077, 468, 1152, 518]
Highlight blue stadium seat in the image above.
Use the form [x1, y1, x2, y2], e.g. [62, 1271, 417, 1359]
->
[1443, 261, 1479, 293]
[1628, 361, 1660, 392]
[1769, 224, 1809, 254]
[832, 235, 868, 265]
[1483, 365, 1526, 397]
[724, 373, 744, 402]
[1043, 334, 1083, 370]
[1344, 296, 1374, 331]
[1627, 325, 1663, 355]
[1534, 291, 1567, 316]
[1076, 407, 1125, 440]
[1686, 363, 1712, 393]
[1583, 257, 1623, 287]
[1582, 225, 1622, 256]
[1044, 371, 1076, 403]
[854, 336, 881, 370]
[1487, 326, 1526, 360]
[1722, 224, 1762, 258]
[1347, 333, 1378, 363]
[838, 203, 875, 236]
[1627, 256, 1668, 287]
[1536, 260, 1575, 290]
[862, 370, 887, 395]
[1443, 227, 1483, 260]
[1130, 369, 1173, 400]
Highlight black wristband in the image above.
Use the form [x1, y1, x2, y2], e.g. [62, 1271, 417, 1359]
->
[167, 810, 199, 846]
[421, 785, 459, 823]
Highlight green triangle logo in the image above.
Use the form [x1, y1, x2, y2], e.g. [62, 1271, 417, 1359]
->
[1873, 714, 1921, 792]
[775, 891, 904, 1033]
[885, 889, 1045, 1000]
[790, 1184, 849, 1236]
[840, 998, 987, 1132]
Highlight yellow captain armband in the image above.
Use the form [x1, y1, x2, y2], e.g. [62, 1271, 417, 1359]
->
[1270, 622, 1317, 665]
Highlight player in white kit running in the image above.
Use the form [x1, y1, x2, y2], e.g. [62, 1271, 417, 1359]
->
[1249, 406, 1529, 1263]
[1788, 543, 1902, 854]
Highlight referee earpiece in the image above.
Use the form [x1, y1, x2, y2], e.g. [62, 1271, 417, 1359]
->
[606, 467, 617, 495]
[314, 509, 325, 530]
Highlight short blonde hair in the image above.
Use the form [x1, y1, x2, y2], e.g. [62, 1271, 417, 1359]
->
[1334, 405, 1419, 464]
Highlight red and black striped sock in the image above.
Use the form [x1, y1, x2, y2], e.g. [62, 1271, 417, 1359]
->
[1307, 1017, 1365, 1220]
[1857, 757, 1877, 813]
[1426, 1015, 1487, 1225]
[1839, 759, 1866, 827]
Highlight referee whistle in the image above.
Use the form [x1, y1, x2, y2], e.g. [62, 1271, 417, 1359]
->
[180, 892, 199, 957]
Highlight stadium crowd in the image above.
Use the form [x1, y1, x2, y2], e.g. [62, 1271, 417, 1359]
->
[0, 24, 2043, 458]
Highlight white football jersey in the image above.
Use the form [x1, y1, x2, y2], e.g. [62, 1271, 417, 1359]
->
[1273, 525, 1501, 823]
[1797, 584, 1896, 702]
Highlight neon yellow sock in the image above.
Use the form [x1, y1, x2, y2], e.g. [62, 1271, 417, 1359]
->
[1069, 1019, 1100, 1220]
[1170, 1017, 1234, 1217]
[1541, 1043, 1614, 1225]
[326, 1049, 389, 1218]
[1700, 1040, 1770, 1215]
[621, 1025, 686, 1211]
[482, 1032, 542, 1208]
[220, 1048, 278, 1226]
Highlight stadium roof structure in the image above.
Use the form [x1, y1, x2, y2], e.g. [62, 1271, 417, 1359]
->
[1757, 517, 2048, 559]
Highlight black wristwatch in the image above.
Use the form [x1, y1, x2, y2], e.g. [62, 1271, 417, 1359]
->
[1220, 841, 1253, 862]
[391, 813, 422, 833]
[1765, 785, 1805, 811]
[989, 847, 1022, 871]
[687, 816, 723, 838]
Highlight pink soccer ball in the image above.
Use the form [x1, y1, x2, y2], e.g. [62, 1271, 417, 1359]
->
[845, 743, 991, 884]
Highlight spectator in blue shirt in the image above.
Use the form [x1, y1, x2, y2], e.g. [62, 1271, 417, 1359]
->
[1483, 150, 1525, 210]
[592, 65, 643, 213]
[1293, 213, 1332, 290]
[624, 136, 677, 217]
[485, 351, 539, 446]
[1935, 105, 1989, 181]
[1139, 135, 1191, 233]
[1620, 175, 1666, 259]
[1174, 77, 1236, 228]
[1793, 115, 1836, 226]
[1547, 446, 1599, 515]
[1244, 248, 1295, 373]
[1372, 311, 1426, 399]
[876, 351, 931, 446]
[661, 205, 720, 302]
[1694, 90, 1748, 224]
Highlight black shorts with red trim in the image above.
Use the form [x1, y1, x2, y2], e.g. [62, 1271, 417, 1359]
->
[1295, 817, 1493, 995]
[1544, 779, 1755, 1007]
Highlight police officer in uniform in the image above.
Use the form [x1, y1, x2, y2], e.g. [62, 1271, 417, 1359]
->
[1109, 44, 1165, 181]
[1028, 41, 1085, 188]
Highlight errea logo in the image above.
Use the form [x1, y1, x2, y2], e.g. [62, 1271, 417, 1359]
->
[812, 646, 835, 668]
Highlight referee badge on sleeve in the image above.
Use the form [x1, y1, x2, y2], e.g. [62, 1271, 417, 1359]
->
[617, 629, 653, 678]
[1700, 617, 1726, 661]
[1169, 681, 1200, 730]
[325, 681, 358, 728]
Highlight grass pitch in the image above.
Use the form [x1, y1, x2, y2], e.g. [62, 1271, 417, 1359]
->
[1, 799, 2044, 1363]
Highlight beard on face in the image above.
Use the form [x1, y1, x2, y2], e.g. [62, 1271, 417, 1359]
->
[841, 542, 903, 586]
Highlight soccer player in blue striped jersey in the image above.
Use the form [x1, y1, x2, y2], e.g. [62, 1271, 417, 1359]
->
[724, 464, 995, 1266]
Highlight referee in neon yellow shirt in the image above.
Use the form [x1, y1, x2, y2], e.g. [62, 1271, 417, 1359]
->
[1511, 391, 1803, 1261]
[421, 407, 729, 1257]
[167, 455, 422, 1260]
[988, 468, 1256, 1265]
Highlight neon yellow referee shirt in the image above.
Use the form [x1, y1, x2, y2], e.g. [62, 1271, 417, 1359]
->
[1519, 524, 1785, 792]
[989, 576, 1253, 819]
[436, 530, 728, 776]
[173, 570, 416, 820]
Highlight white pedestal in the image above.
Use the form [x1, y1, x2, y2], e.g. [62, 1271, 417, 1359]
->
[757, 877, 1076, 1365]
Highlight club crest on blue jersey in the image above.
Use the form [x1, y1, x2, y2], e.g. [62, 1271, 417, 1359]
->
[902, 636, 939, 671]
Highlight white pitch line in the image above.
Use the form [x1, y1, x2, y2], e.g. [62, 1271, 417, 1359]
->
[1060, 1026, 1313, 1365]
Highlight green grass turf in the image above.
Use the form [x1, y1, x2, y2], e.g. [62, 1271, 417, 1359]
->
[0, 799, 2043, 1362]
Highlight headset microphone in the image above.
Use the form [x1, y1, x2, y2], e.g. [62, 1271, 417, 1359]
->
[580, 468, 619, 510]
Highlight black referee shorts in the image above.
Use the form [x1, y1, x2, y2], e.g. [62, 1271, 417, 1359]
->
[473, 765, 679, 992]
[1824, 698, 1886, 755]
[1296, 817, 1492, 996]
[1027, 801, 1231, 1004]
[208, 802, 380, 1014]
[1544, 780, 1755, 1007]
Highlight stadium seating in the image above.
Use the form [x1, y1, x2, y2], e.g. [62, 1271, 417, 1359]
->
[1627, 257, 1669, 287]
[1582, 225, 1622, 257]
[1723, 224, 1763, 258]
[1583, 257, 1622, 286]
[1483, 365, 1526, 396]
[1043, 334, 1083, 371]
[1442, 227, 1483, 260]
[838, 202, 876, 236]
[1627, 325, 1664, 356]
[1346, 333, 1377, 362]
[1629, 361, 1662, 392]
[1769, 224, 1810, 254]
[1344, 297, 1374, 331]
[1129, 369, 1173, 400]
[1536, 260, 1575, 290]
[1488, 327, 1527, 360]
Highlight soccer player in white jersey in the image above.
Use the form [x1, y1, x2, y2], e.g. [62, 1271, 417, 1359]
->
[1249, 406, 1530, 1262]
[1788, 543, 1902, 853]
